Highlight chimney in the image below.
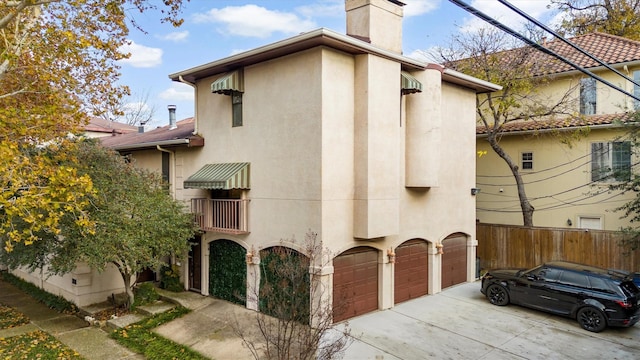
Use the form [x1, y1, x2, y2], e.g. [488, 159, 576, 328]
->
[345, 0, 405, 53]
[168, 104, 177, 130]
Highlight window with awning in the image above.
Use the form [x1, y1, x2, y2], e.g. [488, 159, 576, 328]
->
[401, 71, 422, 95]
[184, 162, 250, 189]
[211, 70, 244, 95]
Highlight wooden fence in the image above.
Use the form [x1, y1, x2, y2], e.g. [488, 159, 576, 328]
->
[476, 223, 640, 273]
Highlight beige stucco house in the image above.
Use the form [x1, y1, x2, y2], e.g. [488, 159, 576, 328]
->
[102, 0, 499, 322]
[476, 33, 640, 231]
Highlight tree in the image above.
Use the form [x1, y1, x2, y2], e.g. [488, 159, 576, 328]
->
[97, 90, 157, 126]
[0, 0, 185, 251]
[551, 0, 640, 41]
[433, 27, 579, 226]
[0, 139, 197, 307]
[233, 231, 351, 360]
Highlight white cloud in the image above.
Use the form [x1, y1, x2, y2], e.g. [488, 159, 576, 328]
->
[403, 0, 440, 17]
[406, 48, 438, 63]
[118, 41, 163, 68]
[157, 31, 189, 42]
[159, 83, 194, 102]
[193, 5, 317, 38]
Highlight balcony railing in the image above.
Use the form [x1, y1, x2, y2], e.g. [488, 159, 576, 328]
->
[191, 198, 250, 234]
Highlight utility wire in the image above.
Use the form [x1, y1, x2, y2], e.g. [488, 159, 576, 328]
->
[448, 0, 640, 103]
[497, 0, 640, 89]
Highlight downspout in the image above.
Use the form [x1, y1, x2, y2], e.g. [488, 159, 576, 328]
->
[178, 75, 198, 135]
[156, 145, 176, 199]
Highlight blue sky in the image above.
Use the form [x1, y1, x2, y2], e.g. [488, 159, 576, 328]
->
[118, 0, 558, 127]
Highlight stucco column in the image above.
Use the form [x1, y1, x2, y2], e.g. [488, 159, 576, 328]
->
[428, 244, 441, 294]
[310, 265, 333, 328]
[379, 249, 394, 310]
[467, 238, 479, 281]
[246, 258, 260, 311]
[201, 243, 209, 296]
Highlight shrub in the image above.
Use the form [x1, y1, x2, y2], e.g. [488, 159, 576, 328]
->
[159, 264, 184, 292]
[133, 282, 159, 307]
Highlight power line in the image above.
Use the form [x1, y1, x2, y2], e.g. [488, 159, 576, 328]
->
[497, 0, 640, 89]
[448, 0, 640, 103]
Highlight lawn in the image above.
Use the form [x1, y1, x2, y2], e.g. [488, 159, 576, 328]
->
[0, 305, 84, 359]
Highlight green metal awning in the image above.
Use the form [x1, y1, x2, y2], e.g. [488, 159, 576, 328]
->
[401, 71, 422, 95]
[211, 70, 244, 95]
[184, 162, 250, 189]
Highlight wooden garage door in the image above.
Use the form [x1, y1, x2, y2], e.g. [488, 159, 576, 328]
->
[441, 234, 467, 289]
[394, 239, 429, 304]
[333, 247, 378, 322]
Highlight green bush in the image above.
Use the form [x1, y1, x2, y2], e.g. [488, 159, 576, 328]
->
[159, 264, 183, 292]
[0, 271, 78, 314]
[133, 282, 159, 307]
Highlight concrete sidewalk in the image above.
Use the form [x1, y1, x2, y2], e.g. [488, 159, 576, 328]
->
[0, 278, 143, 360]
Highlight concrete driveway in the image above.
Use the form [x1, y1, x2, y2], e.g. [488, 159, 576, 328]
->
[332, 281, 640, 359]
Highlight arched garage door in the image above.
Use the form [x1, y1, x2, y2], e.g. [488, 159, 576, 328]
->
[441, 234, 467, 289]
[394, 239, 429, 304]
[209, 240, 246, 305]
[333, 247, 378, 322]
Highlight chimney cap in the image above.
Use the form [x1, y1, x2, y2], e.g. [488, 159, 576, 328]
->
[167, 104, 177, 110]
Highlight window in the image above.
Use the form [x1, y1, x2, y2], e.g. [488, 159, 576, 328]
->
[558, 271, 589, 288]
[634, 70, 640, 110]
[578, 216, 602, 230]
[161, 152, 170, 184]
[580, 77, 597, 115]
[232, 92, 243, 127]
[591, 142, 631, 181]
[521, 152, 533, 170]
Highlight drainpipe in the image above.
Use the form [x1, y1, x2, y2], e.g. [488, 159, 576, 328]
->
[178, 75, 198, 135]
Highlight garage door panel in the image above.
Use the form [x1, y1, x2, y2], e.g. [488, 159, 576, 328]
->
[394, 240, 429, 304]
[442, 235, 467, 289]
[333, 247, 378, 322]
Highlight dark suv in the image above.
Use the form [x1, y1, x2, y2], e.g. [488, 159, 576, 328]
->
[481, 261, 640, 332]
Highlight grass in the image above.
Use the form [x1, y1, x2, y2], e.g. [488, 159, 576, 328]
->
[0, 305, 30, 329]
[0, 330, 83, 359]
[111, 306, 208, 360]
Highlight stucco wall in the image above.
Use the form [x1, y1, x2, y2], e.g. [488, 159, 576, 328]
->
[476, 127, 636, 230]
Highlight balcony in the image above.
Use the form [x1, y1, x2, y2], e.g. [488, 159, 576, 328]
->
[191, 198, 250, 235]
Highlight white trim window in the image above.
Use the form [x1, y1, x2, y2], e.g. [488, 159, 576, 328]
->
[634, 70, 640, 110]
[521, 152, 533, 170]
[591, 141, 631, 182]
[580, 77, 597, 115]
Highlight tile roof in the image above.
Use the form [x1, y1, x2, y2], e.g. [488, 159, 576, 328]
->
[531, 32, 640, 76]
[84, 117, 138, 134]
[100, 117, 204, 150]
[476, 113, 636, 135]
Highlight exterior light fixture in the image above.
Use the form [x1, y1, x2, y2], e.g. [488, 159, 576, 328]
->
[471, 188, 481, 196]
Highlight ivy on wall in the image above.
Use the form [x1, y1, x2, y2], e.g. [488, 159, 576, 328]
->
[259, 246, 310, 324]
[209, 240, 246, 305]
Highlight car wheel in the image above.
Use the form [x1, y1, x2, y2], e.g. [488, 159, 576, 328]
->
[577, 306, 606, 333]
[486, 284, 509, 306]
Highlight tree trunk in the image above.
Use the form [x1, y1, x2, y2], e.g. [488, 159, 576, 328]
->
[120, 270, 135, 309]
[487, 136, 535, 226]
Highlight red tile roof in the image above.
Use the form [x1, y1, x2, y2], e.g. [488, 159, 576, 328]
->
[476, 113, 636, 135]
[537, 32, 640, 75]
[100, 117, 204, 150]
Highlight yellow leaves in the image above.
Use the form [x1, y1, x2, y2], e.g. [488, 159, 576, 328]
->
[477, 150, 488, 158]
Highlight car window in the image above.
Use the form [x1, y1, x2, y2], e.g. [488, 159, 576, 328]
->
[588, 276, 614, 294]
[620, 281, 640, 296]
[537, 268, 561, 282]
[558, 271, 589, 288]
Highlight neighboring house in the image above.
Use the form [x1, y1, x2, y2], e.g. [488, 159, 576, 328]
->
[476, 33, 640, 231]
[104, 0, 500, 322]
[83, 117, 138, 138]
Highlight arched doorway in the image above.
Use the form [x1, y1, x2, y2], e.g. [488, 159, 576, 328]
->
[441, 233, 467, 289]
[209, 239, 246, 305]
[333, 247, 378, 322]
[394, 239, 429, 304]
[259, 246, 310, 324]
